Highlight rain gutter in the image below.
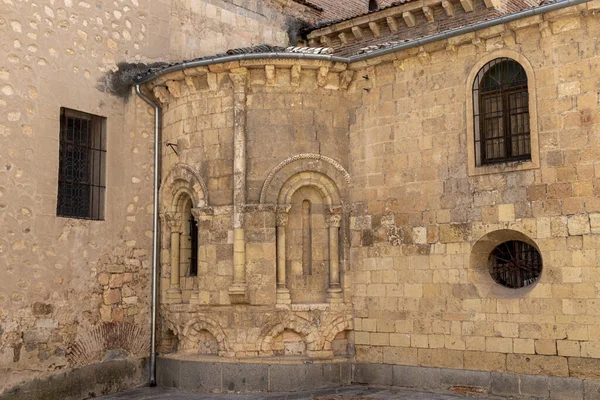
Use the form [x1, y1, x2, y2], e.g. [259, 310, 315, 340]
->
[134, 84, 161, 387]
[134, 0, 588, 85]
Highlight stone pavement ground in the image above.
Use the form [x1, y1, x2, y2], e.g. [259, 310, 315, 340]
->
[99, 385, 504, 399]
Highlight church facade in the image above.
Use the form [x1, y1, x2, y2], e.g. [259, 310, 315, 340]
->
[2, 0, 600, 398]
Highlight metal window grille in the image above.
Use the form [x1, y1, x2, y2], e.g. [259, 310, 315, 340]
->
[488, 240, 542, 289]
[57, 108, 106, 220]
[189, 214, 198, 277]
[473, 58, 531, 166]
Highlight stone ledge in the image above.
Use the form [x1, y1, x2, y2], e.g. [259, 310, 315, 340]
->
[156, 356, 352, 392]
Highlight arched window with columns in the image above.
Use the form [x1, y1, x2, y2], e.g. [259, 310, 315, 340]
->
[160, 163, 208, 304]
[275, 171, 343, 305]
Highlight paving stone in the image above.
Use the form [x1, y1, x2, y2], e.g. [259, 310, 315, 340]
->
[97, 385, 507, 399]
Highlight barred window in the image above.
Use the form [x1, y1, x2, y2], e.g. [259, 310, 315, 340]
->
[57, 108, 106, 220]
[489, 240, 542, 289]
[473, 58, 530, 166]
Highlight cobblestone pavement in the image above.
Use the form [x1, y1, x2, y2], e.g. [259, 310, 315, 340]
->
[99, 385, 502, 399]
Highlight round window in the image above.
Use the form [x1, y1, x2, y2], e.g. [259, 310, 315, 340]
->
[488, 240, 542, 289]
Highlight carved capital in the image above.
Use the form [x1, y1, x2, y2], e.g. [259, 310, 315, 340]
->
[326, 205, 343, 227]
[229, 68, 248, 88]
[276, 205, 292, 227]
[163, 212, 183, 231]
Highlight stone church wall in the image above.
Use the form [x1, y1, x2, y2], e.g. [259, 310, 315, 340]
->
[347, 4, 600, 380]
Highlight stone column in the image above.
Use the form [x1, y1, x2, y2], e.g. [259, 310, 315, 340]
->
[326, 206, 343, 303]
[165, 212, 183, 304]
[276, 205, 292, 304]
[229, 68, 249, 304]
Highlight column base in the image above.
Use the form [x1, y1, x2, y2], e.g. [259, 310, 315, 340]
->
[228, 284, 248, 304]
[165, 288, 182, 304]
[276, 287, 292, 304]
[326, 286, 343, 303]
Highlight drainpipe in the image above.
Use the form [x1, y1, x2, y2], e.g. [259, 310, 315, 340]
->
[134, 84, 161, 387]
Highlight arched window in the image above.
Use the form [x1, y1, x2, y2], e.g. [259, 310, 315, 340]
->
[473, 58, 530, 165]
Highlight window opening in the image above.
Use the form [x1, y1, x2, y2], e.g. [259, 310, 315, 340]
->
[488, 240, 541, 289]
[369, 0, 379, 11]
[302, 200, 312, 275]
[57, 108, 106, 220]
[189, 213, 198, 277]
[473, 58, 530, 165]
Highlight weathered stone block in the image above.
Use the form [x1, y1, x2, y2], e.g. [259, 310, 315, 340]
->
[568, 215, 591, 236]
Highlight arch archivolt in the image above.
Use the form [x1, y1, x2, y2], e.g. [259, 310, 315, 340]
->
[258, 315, 317, 354]
[320, 314, 354, 351]
[260, 154, 350, 204]
[180, 316, 231, 356]
[277, 171, 341, 205]
[161, 163, 208, 210]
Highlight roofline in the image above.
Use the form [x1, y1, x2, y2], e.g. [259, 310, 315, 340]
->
[135, 0, 588, 84]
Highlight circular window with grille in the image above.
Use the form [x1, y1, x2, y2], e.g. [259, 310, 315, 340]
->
[488, 240, 542, 289]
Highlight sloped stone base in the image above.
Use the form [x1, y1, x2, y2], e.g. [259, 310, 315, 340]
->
[0, 358, 147, 400]
[156, 355, 351, 393]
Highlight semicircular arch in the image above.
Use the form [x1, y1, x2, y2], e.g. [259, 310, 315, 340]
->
[160, 163, 208, 210]
[277, 171, 341, 205]
[260, 154, 350, 204]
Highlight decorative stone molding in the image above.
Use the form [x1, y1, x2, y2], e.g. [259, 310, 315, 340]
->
[229, 67, 248, 88]
[291, 64, 302, 87]
[422, 6, 434, 23]
[265, 65, 276, 86]
[368, 22, 381, 38]
[317, 66, 329, 87]
[442, 0, 454, 16]
[340, 70, 355, 90]
[180, 318, 232, 357]
[402, 11, 416, 27]
[461, 0, 474, 12]
[387, 16, 399, 32]
[191, 206, 214, 219]
[163, 212, 183, 232]
[276, 205, 292, 227]
[152, 86, 170, 104]
[259, 153, 351, 204]
[326, 208, 342, 228]
[161, 163, 209, 210]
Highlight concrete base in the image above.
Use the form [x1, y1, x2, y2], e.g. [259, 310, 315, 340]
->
[156, 356, 351, 393]
[156, 357, 600, 399]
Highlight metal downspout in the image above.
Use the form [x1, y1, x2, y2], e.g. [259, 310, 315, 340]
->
[134, 84, 160, 386]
